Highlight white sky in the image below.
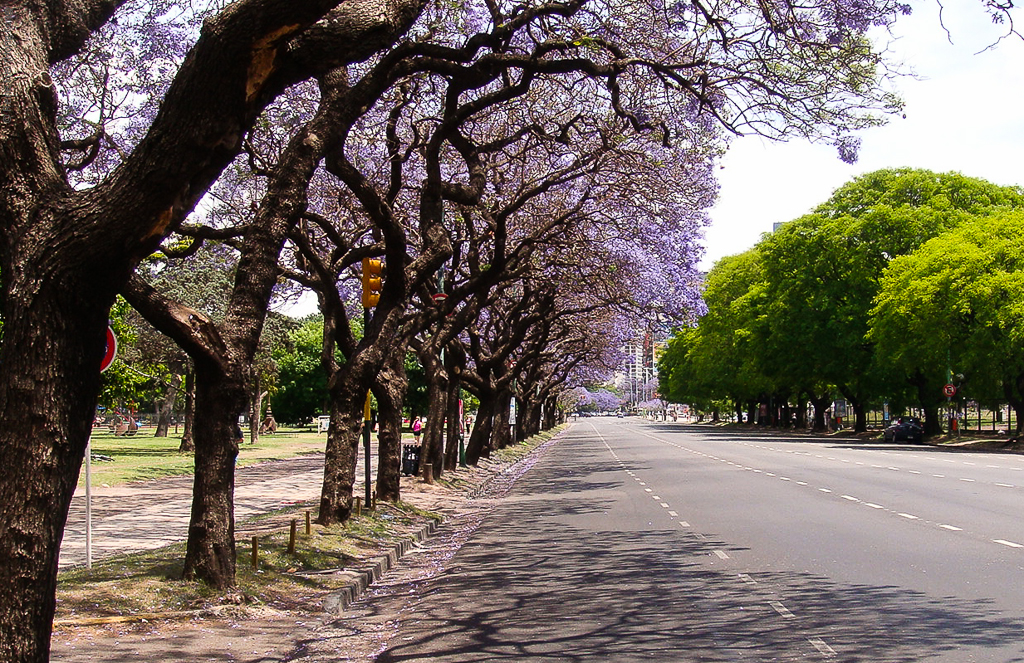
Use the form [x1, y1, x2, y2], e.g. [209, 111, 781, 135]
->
[700, 3, 1024, 270]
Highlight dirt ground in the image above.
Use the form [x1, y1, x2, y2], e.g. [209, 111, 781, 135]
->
[51, 436, 561, 663]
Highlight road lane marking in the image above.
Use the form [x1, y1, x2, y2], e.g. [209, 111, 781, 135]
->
[819, 488, 832, 493]
[841, 495, 859, 502]
[996, 483, 1015, 488]
[898, 513, 919, 520]
[668, 510, 678, 516]
[865, 503, 885, 509]
[738, 573, 756, 584]
[713, 550, 730, 559]
[939, 524, 962, 531]
[679, 521, 690, 527]
[769, 601, 795, 618]
[960, 478, 976, 482]
[660, 503, 670, 508]
[808, 638, 837, 657]
[994, 539, 1024, 548]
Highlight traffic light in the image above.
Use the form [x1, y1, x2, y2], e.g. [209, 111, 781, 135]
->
[361, 257, 383, 308]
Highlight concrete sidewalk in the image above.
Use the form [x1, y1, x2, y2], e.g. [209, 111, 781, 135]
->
[60, 451, 374, 569]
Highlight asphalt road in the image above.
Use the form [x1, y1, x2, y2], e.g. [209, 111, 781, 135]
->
[358, 418, 1024, 662]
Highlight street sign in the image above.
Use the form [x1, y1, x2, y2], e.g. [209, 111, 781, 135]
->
[100, 326, 117, 372]
[943, 383, 957, 398]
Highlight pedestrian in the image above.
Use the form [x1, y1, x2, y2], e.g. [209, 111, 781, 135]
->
[412, 416, 423, 443]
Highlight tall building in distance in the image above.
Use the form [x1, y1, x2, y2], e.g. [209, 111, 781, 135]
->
[619, 332, 665, 406]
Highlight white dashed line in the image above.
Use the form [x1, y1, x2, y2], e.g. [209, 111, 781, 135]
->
[819, 488, 832, 494]
[994, 539, 1024, 548]
[841, 495, 859, 502]
[865, 503, 885, 509]
[679, 521, 690, 528]
[808, 637, 837, 657]
[769, 601, 796, 618]
[738, 573, 756, 584]
[668, 510, 678, 516]
[898, 513, 919, 520]
[939, 524, 963, 531]
[713, 550, 730, 559]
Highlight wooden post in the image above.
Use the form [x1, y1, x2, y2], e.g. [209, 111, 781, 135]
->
[305, 510, 311, 535]
[424, 463, 434, 485]
[288, 519, 297, 554]
[354, 496, 362, 517]
[251, 536, 259, 570]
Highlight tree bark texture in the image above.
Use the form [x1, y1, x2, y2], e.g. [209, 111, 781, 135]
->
[373, 349, 407, 503]
[466, 395, 494, 465]
[181, 369, 246, 587]
[417, 340, 448, 478]
[179, 368, 197, 452]
[443, 378, 462, 471]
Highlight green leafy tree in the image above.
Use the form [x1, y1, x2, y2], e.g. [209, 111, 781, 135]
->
[758, 169, 1024, 432]
[660, 250, 771, 422]
[870, 211, 1024, 435]
[273, 316, 330, 424]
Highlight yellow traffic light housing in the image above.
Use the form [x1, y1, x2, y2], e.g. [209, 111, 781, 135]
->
[361, 258, 383, 308]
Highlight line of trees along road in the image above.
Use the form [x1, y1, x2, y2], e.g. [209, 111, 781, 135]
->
[658, 168, 1024, 437]
[0, 0, 986, 658]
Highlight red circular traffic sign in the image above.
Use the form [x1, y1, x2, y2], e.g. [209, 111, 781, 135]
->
[943, 383, 957, 398]
[101, 326, 117, 373]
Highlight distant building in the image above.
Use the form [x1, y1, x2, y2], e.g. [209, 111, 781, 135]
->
[617, 332, 667, 405]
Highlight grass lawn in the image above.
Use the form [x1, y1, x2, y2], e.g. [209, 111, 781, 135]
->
[82, 427, 329, 488]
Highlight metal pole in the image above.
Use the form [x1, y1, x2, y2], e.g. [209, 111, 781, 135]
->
[363, 307, 372, 508]
[85, 437, 92, 569]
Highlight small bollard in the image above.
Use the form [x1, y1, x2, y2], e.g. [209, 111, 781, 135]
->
[251, 536, 259, 570]
[305, 510, 311, 535]
[354, 496, 362, 517]
[288, 519, 297, 554]
[424, 463, 434, 485]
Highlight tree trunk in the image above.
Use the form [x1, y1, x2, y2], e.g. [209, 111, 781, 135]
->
[180, 369, 245, 588]
[466, 395, 495, 465]
[0, 297, 110, 663]
[419, 348, 448, 478]
[809, 394, 831, 432]
[179, 368, 196, 453]
[521, 391, 542, 438]
[154, 373, 182, 437]
[444, 380, 462, 471]
[492, 390, 513, 450]
[373, 350, 407, 503]
[318, 369, 366, 525]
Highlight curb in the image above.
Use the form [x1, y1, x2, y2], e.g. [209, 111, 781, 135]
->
[321, 517, 439, 614]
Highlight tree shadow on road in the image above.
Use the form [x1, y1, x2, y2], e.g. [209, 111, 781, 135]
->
[354, 447, 1024, 663]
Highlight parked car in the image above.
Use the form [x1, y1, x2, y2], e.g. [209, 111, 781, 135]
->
[883, 416, 924, 443]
